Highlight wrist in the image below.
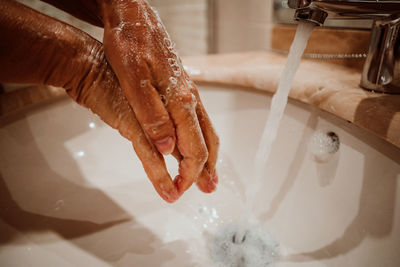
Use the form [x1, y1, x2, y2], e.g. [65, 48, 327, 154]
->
[97, 0, 145, 28]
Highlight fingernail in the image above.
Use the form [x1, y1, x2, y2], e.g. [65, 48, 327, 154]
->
[211, 172, 219, 184]
[161, 187, 180, 203]
[155, 136, 175, 155]
[174, 175, 185, 192]
[207, 172, 218, 192]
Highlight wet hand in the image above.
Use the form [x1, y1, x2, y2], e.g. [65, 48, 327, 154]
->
[1, 0, 219, 202]
[99, 0, 219, 198]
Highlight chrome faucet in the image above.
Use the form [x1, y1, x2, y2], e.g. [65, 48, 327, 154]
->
[288, 0, 400, 94]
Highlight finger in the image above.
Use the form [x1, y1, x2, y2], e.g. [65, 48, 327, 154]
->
[102, 27, 176, 155]
[73, 66, 180, 203]
[172, 146, 182, 161]
[127, 77, 176, 155]
[192, 89, 220, 193]
[169, 89, 208, 194]
[132, 134, 181, 203]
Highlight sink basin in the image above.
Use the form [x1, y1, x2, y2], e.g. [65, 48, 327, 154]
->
[0, 84, 399, 266]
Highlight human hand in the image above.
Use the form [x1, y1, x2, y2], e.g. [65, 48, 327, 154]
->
[99, 0, 219, 196]
[0, 0, 219, 202]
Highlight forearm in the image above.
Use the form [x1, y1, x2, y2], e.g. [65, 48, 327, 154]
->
[0, 0, 103, 91]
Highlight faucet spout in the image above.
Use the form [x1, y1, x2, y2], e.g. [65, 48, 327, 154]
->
[288, 0, 400, 94]
[361, 16, 400, 93]
[288, 0, 328, 25]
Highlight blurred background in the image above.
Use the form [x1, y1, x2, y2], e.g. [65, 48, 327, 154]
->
[15, 0, 373, 56]
[15, 0, 274, 57]
[4, 0, 370, 93]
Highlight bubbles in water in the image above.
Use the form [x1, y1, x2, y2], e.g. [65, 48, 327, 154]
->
[309, 130, 340, 162]
[209, 224, 279, 267]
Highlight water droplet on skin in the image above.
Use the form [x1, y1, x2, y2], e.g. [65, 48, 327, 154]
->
[135, 22, 141, 26]
[172, 65, 182, 77]
[169, 77, 177, 85]
[168, 58, 177, 66]
[164, 38, 172, 47]
[186, 79, 194, 89]
[191, 93, 197, 104]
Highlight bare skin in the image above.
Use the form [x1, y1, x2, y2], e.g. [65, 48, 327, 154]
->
[0, 0, 219, 202]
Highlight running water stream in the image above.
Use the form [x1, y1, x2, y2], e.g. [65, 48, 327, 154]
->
[235, 20, 316, 247]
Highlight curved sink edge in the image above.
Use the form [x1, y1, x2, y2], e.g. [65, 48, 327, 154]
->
[185, 51, 400, 151]
[197, 82, 400, 165]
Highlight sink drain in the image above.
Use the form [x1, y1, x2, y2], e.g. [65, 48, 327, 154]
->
[209, 224, 279, 267]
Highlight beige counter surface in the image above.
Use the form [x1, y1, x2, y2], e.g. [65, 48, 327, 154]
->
[184, 51, 400, 149]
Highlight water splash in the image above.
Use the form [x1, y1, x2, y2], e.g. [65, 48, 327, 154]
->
[236, 21, 316, 242]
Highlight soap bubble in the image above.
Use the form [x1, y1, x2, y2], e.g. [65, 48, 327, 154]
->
[309, 130, 340, 163]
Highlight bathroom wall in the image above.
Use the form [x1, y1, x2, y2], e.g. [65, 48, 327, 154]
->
[150, 0, 275, 54]
[149, 0, 210, 56]
[14, 0, 274, 55]
[213, 0, 273, 53]
[15, 0, 209, 57]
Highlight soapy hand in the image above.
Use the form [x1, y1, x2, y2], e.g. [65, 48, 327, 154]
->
[99, 0, 219, 199]
[0, 0, 219, 202]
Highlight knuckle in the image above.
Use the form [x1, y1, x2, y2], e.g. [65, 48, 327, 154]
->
[179, 92, 197, 108]
[142, 115, 172, 139]
[195, 144, 208, 165]
[213, 132, 220, 148]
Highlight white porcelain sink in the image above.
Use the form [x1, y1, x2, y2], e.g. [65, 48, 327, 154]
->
[0, 84, 399, 266]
